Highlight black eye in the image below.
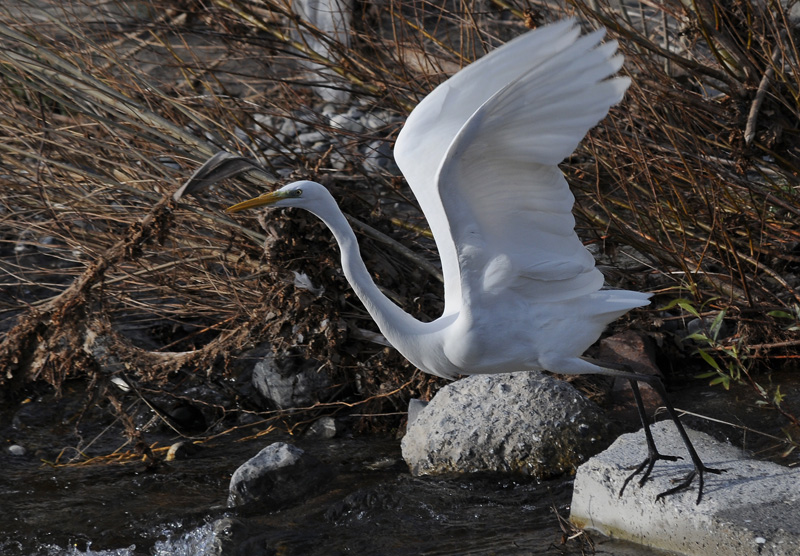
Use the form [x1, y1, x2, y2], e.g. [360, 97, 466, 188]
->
[292, 189, 302, 197]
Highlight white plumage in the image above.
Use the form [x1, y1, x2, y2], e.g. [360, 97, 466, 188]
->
[229, 19, 649, 379]
[222, 19, 721, 503]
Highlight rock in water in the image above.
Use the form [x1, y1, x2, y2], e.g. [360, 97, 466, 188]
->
[401, 371, 610, 478]
[228, 442, 331, 508]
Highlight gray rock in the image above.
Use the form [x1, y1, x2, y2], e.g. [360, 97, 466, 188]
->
[8, 444, 25, 456]
[155, 156, 181, 171]
[401, 371, 611, 478]
[251, 351, 330, 409]
[362, 140, 400, 175]
[320, 103, 339, 118]
[297, 130, 326, 146]
[228, 442, 331, 508]
[306, 416, 341, 439]
[279, 118, 305, 139]
[252, 113, 275, 128]
[328, 150, 348, 170]
[684, 314, 732, 341]
[406, 398, 428, 426]
[360, 111, 391, 131]
[329, 112, 365, 133]
[571, 421, 800, 556]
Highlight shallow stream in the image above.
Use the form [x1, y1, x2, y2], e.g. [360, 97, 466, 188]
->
[1, 430, 673, 556]
[4, 373, 797, 556]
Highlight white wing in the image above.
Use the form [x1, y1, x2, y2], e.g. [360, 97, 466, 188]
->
[394, 19, 584, 315]
[398, 21, 630, 315]
[442, 25, 630, 308]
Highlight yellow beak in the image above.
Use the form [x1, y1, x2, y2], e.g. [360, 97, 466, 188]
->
[225, 191, 284, 213]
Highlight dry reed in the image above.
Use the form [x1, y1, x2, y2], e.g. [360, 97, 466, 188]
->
[0, 0, 798, 451]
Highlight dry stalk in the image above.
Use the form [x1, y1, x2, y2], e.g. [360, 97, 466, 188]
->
[0, 0, 798, 447]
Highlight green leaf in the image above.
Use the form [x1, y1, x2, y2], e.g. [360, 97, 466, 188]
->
[695, 371, 718, 379]
[676, 299, 701, 318]
[709, 310, 726, 340]
[768, 310, 793, 320]
[685, 332, 712, 346]
[660, 297, 701, 317]
[697, 348, 721, 370]
[773, 385, 785, 406]
[709, 375, 730, 390]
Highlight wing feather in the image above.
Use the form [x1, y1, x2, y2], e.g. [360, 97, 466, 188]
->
[434, 25, 630, 305]
[394, 19, 582, 314]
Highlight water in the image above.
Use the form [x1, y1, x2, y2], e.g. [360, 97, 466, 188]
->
[0, 431, 667, 556]
[8, 372, 794, 556]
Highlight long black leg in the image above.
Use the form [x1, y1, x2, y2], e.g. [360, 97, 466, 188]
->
[642, 375, 725, 503]
[586, 360, 725, 504]
[619, 379, 680, 497]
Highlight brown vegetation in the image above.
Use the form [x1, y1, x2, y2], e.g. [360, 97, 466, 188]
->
[0, 0, 798, 451]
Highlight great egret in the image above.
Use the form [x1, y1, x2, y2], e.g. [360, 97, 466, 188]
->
[223, 19, 722, 502]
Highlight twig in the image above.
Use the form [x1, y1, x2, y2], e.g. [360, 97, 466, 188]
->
[745, 42, 784, 146]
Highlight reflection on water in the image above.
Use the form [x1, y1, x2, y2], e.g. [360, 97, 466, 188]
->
[0, 430, 677, 556]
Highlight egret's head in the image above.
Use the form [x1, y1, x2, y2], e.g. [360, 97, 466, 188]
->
[225, 181, 328, 214]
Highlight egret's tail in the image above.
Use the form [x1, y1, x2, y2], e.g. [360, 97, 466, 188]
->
[591, 289, 652, 322]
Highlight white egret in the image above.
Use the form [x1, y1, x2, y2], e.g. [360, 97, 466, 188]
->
[223, 19, 722, 502]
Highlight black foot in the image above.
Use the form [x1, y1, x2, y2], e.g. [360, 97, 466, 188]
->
[594, 367, 726, 504]
[619, 449, 681, 497]
[656, 465, 725, 504]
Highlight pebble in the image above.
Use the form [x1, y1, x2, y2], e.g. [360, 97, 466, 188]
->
[329, 112, 365, 133]
[306, 416, 341, 439]
[361, 112, 390, 131]
[298, 130, 326, 146]
[249, 100, 404, 177]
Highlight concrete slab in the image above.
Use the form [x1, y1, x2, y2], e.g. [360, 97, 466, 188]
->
[570, 421, 800, 556]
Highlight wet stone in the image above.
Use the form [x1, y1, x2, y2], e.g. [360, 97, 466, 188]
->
[571, 422, 800, 556]
[228, 442, 332, 509]
[306, 416, 341, 439]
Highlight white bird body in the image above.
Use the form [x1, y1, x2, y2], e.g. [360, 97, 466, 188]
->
[229, 19, 650, 380]
[218, 19, 725, 503]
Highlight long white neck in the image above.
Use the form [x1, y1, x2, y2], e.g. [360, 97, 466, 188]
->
[307, 199, 427, 346]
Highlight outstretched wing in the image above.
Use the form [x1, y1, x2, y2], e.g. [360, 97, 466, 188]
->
[434, 24, 630, 310]
[394, 19, 584, 315]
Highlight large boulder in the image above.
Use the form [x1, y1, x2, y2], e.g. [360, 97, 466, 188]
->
[571, 421, 800, 555]
[401, 371, 611, 478]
